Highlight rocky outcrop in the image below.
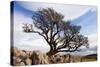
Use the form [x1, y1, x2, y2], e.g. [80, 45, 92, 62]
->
[11, 47, 96, 66]
[11, 47, 50, 66]
[11, 47, 79, 66]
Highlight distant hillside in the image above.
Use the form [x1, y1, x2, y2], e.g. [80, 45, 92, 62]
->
[85, 54, 97, 57]
[81, 54, 97, 62]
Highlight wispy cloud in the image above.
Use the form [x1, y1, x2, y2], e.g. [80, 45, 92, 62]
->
[14, 1, 94, 20]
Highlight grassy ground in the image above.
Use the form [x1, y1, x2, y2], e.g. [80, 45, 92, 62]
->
[69, 55, 97, 63]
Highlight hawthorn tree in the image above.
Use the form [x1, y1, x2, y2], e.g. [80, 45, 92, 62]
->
[22, 8, 89, 56]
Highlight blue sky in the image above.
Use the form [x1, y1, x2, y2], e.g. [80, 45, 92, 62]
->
[11, 1, 97, 55]
[72, 8, 97, 35]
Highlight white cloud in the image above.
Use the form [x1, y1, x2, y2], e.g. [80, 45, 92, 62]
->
[87, 33, 98, 47]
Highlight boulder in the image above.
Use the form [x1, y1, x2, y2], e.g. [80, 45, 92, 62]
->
[16, 57, 22, 63]
[25, 58, 32, 65]
[31, 50, 49, 64]
[11, 47, 21, 57]
[19, 62, 25, 66]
